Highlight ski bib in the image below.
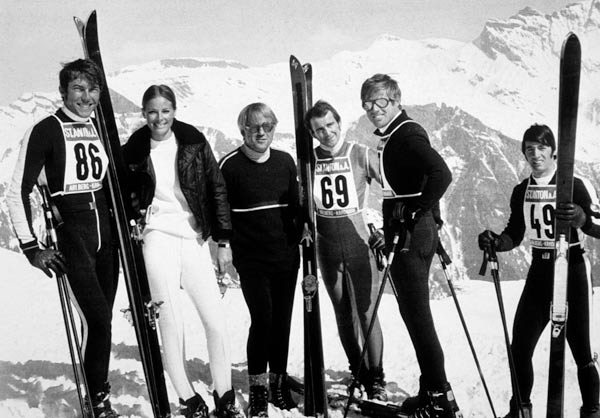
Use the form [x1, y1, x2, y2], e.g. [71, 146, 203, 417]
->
[523, 180, 556, 249]
[377, 120, 422, 199]
[58, 119, 109, 194]
[314, 144, 360, 217]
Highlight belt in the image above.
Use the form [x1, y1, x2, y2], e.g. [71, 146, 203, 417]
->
[57, 200, 97, 213]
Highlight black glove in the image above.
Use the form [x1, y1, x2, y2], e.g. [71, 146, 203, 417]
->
[478, 230, 499, 252]
[26, 248, 67, 278]
[555, 202, 586, 228]
[368, 229, 386, 251]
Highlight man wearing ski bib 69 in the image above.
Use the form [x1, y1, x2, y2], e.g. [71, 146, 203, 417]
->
[478, 124, 600, 418]
[304, 100, 387, 400]
[7, 59, 120, 417]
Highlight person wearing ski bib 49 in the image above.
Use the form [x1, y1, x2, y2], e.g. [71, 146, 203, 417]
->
[361, 73, 462, 418]
[6, 58, 120, 418]
[304, 100, 387, 401]
[478, 124, 600, 418]
[122, 85, 244, 418]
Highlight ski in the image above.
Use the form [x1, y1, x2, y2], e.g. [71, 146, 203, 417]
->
[74, 11, 171, 418]
[290, 55, 328, 418]
[546, 32, 581, 418]
[328, 394, 409, 418]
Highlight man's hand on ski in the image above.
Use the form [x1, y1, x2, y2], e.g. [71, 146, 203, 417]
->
[555, 202, 586, 228]
[300, 222, 313, 245]
[28, 248, 67, 278]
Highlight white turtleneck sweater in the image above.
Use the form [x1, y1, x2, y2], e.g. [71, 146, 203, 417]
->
[144, 132, 200, 238]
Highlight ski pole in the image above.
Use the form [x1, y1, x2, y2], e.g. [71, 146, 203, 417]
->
[37, 185, 94, 417]
[479, 245, 524, 418]
[343, 227, 401, 418]
[437, 241, 496, 418]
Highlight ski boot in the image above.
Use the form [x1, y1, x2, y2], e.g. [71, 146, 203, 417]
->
[248, 373, 269, 418]
[214, 388, 245, 418]
[365, 367, 388, 402]
[399, 376, 426, 414]
[580, 405, 600, 418]
[412, 383, 462, 418]
[179, 393, 209, 418]
[501, 399, 532, 418]
[89, 382, 120, 418]
[269, 372, 298, 410]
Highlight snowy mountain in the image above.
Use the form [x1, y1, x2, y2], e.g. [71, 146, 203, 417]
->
[1, 1, 600, 417]
[1, 1, 599, 278]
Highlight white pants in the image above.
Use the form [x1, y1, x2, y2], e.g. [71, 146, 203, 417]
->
[142, 230, 232, 400]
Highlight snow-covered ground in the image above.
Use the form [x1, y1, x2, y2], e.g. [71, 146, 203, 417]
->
[0, 246, 595, 417]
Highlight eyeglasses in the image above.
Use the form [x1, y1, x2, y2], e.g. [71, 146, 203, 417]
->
[245, 122, 276, 134]
[362, 98, 393, 111]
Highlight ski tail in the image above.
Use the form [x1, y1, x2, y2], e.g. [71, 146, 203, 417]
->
[74, 10, 171, 417]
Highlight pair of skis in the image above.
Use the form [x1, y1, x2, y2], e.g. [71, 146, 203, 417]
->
[290, 55, 329, 418]
[546, 32, 581, 418]
[72, 11, 171, 418]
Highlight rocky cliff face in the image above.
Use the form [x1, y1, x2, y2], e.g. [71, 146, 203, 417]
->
[0, 1, 598, 286]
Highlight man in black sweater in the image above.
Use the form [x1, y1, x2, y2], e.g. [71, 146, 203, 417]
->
[363, 73, 461, 418]
[219, 103, 300, 417]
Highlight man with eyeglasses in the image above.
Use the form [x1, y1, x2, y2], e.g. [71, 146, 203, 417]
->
[362, 74, 461, 418]
[303, 100, 387, 401]
[219, 103, 300, 418]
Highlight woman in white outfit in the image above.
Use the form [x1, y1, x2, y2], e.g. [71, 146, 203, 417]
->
[122, 84, 243, 418]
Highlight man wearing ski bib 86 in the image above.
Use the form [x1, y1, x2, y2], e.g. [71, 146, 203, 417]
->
[6, 59, 120, 417]
[478, 124, 600, 418]
[361, 73, 462, 418]
[303, 100, 387, 400]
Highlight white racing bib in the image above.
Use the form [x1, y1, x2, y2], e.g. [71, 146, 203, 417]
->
[377, 120, 422, 199]
[523, 181, 556, 249]
[59, 120, 109, 194]
[314, 145, 360, 217]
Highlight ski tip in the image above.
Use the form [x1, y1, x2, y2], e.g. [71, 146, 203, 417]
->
[290, 55, 300, 66]
[561, 32, 581, 59]
[563, 32, 581, 50]
[564, 32, 580, 42]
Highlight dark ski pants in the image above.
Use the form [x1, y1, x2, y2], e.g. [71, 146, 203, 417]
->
[384, 211, 448, 390]
[57, 203, 118, 396]
[510, 256, 599, 409]
[317, 228, 384, 376]
[239, 267, 298, 375]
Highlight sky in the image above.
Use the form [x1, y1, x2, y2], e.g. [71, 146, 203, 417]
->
[0, 0, 575, 105]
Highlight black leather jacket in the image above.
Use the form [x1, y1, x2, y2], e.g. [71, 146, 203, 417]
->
[122, 119, 232, 241]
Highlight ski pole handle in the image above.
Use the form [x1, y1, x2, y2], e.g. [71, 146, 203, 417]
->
[436, 241, 452, 266]
[399, 222, 411, 252]
[37, 184, 58, 249]
[478, 250, 488, 276]
[367, 223, 387, 270]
